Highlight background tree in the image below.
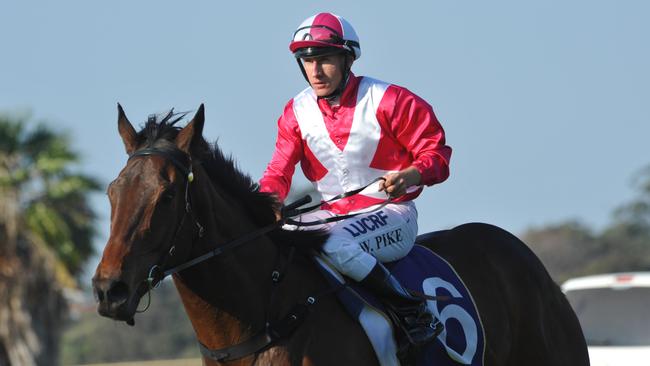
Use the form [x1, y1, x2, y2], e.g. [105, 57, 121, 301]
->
[0, 113, 100, 366]
[524, 165, 650, 282]
[594, 166, 650, 273]
[522, 220, 600, 282]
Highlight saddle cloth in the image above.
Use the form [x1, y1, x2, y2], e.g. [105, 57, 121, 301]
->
[314, 244, 486, 366]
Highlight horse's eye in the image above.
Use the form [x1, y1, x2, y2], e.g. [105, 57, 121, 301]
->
[161, 190, 176, 203]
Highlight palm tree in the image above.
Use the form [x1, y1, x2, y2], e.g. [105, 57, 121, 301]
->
[0, 112, 100, 366]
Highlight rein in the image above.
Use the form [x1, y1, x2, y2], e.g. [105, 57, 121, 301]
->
[127, 147, 391, 361]
[131, 145, 389, 285]
[160, 176, 389, 281]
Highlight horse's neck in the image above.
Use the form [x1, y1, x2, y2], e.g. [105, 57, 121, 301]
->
[174, 169, 279, 354]
[172, 274, 248, 356]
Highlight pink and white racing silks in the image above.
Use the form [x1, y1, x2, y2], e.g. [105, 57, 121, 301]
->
[260, 73, 452, 214]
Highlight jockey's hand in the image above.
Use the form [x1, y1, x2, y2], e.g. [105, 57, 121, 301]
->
[379, 167, 422, 198]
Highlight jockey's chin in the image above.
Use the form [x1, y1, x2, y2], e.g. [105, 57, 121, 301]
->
[311, 81, 336, 96]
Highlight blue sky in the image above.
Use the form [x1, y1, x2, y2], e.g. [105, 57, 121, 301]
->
[1, 0, 648, 249]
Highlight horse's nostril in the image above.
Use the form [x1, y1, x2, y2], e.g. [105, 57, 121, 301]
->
[107, 281, 129, 304]
[96, 289, 105, 302]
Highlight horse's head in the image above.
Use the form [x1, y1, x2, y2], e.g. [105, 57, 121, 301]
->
[92, 104, 205, 323]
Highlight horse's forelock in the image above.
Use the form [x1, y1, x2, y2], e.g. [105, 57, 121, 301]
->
[136, 109, 188, 148]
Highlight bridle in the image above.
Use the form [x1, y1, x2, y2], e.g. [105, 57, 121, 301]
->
[128, 147, 205, 292]
[125, 145, 391, 361]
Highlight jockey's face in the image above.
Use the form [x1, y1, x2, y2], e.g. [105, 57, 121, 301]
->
[301, 53, 348, 97]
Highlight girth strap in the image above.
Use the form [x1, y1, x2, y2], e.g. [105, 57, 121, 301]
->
[199, 297, 322, 362]
[199, 277, 346, 363]
[199, 333, 273, 363]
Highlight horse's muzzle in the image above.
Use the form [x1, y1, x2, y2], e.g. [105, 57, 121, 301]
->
[92, 277, 133, 320]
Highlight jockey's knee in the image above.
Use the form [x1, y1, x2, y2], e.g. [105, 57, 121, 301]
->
[370, 234, 415, 262]
[322, 239, 377, 281]
[320, 202, 419, 280]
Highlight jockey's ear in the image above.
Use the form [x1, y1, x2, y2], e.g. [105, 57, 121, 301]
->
[176, 104, 205, 154]
[117, 103, 137, 155]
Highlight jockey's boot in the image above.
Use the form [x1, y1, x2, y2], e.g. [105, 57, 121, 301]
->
[359, 262, 443, 348]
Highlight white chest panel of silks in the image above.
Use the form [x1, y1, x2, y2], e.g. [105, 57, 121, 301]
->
[293, 77, 393, 201]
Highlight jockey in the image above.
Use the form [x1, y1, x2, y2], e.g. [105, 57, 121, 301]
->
[260, 12, 452, 348]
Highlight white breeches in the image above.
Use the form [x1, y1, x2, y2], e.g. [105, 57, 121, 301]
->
[288, 202, 418, 281]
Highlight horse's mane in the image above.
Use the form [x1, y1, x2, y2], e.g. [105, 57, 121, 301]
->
[135, 110, 328, 252]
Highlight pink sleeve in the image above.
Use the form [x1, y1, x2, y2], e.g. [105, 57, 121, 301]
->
[383, 86, 452, 186]
[259, 101, 303, 202]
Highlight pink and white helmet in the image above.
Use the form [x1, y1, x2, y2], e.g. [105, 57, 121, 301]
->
[290, 13, 361, 60]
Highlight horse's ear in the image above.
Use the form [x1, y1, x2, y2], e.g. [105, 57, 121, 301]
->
[176, 104, 205, 154]
[117, 103, 138, 155]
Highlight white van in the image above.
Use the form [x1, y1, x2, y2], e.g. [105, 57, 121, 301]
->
[562, 272, 650, 366]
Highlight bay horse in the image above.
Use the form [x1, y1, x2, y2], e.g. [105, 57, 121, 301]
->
[92, 104, 589, 365]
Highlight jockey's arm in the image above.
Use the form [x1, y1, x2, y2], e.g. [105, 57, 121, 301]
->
[379, 86, 452, 193]
[260, 102, 303, 202]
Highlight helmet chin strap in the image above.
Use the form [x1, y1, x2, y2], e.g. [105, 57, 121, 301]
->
[297, 58, 309, 83]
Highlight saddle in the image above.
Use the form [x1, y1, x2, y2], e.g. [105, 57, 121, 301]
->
[314, 244, 486, 366]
